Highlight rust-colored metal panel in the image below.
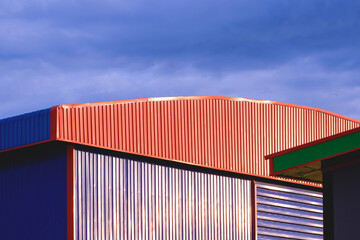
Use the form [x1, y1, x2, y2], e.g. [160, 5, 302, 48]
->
[53, 96, 360, 186]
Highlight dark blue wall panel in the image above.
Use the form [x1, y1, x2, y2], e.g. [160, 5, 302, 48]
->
[0, 144, 67, 239]
[331, 161, 360, 239]
[0, 108, 51, 151]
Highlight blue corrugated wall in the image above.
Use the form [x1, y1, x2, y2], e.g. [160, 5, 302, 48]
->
[0, 108, 51, 151]
[0, 145, 67, 239]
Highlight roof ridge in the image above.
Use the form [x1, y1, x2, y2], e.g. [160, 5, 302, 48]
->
[55, 96, 360, 124]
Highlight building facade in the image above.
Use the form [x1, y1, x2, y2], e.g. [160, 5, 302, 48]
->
[1, 96, 359, 239]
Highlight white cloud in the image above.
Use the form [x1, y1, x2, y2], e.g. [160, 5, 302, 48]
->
[0, 0, 359, 121]
[1, 56, 359, 120]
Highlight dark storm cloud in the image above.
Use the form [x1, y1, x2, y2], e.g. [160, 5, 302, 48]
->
[1, 0, 360, 119]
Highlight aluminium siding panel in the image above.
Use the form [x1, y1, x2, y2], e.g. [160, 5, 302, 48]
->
[55, 97, 360, 186]
[0, 108, 51, 151]
[74, 149, 252, 240]
[256, 182, 323, 240]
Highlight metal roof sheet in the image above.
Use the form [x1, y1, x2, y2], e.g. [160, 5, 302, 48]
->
[1, 96, 360, 186]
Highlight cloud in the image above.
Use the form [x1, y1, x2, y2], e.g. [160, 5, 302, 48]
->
[2, 0, 360, 63]
[0, 0, 360, 120]
[1, 55, 360, 120]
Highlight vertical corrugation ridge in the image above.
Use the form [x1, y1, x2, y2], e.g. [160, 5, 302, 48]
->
[0, 108, 51, 150]
[74, 149, 252, 240]
[56, 98, 360, 186]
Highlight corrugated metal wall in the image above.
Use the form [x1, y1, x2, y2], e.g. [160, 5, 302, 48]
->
[0, 108, 51, 150]
[74, 148, 252, 240]
[256, 182, 323, 240]
[56, 97, 360, 184]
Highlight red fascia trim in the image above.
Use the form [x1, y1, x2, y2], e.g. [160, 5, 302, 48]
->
[265, 127, 360, 160]
[50, 106, 59, 140]
[251, 180, 258, 240]
[67, 145, 75, 240]
[58, 138, 322, 188]
[273, 146, 360, 176]
[0, 140, 53, 154]
[269, 158, 274, 176]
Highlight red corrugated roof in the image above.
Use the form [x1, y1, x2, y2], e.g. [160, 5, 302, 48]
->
[49, 96, 360, 186]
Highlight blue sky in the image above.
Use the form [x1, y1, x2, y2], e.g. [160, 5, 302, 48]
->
[1, 0, 360, 119]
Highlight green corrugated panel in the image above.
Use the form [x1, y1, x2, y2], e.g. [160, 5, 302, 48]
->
[273, 131, 360, 173]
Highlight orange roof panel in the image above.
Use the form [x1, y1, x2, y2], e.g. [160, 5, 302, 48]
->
[51, 96, 360, 186]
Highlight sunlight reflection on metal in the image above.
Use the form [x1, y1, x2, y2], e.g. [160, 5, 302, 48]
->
[74, 149, 253, 240]
[256, 182, 323, 240]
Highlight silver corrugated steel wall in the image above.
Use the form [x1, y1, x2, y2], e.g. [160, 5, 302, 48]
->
[256, 182, 323, 240]
[74, 149, 252, 240]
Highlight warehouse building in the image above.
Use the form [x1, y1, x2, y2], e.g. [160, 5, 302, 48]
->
[1, 96, 359, 240]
